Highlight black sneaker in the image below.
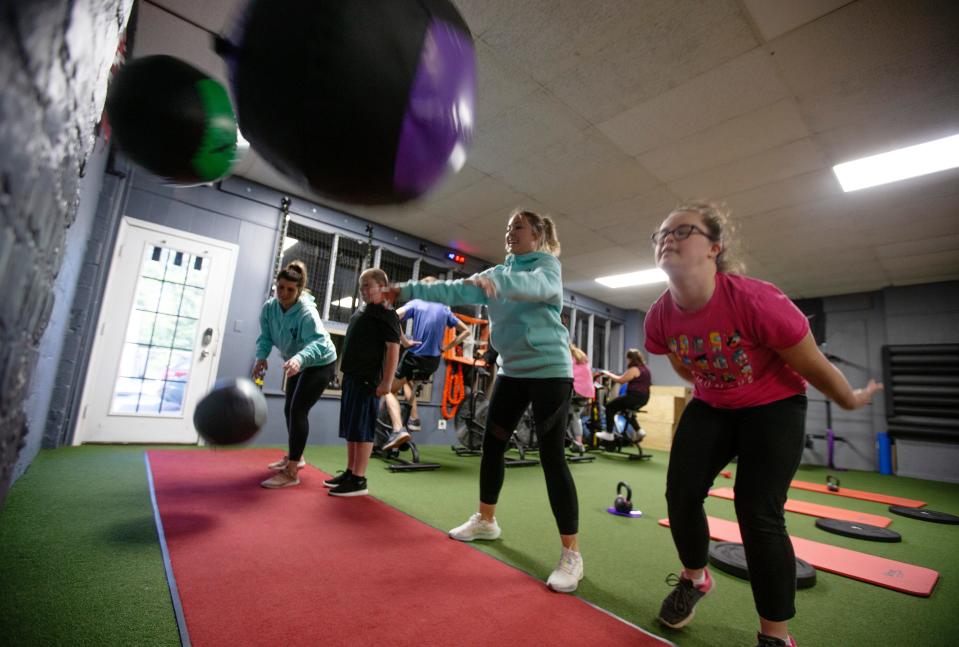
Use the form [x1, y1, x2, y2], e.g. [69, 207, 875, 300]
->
[407, 417, 422, 432]
[323, 469, 352, 488]
[328, 474, 368, 497]
[756, 634, 797, 647]
[383, 430, 411, 450]
[658, 569, 714, 629]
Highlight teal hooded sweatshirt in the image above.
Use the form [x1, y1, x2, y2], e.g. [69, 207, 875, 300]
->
[255, 293, 337, 368]
[400, 251, 571, 379]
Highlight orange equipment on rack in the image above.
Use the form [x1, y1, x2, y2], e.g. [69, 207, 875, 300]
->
[441, 313, 490, 419]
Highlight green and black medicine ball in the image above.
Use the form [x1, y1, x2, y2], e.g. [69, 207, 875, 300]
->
[106, 55, 239, 185]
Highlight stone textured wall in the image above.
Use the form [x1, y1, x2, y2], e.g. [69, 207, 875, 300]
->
[0, 0, 132, 506]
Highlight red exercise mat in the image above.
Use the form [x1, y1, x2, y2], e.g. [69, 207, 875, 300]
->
[790, 479, 925, 508]
[147, 449, 670, 647]
[709, 487, 892, 527]
[658, 516, 938, 597]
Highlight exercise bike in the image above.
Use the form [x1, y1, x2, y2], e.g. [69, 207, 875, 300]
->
[587, 373, 651, 461]
[451, 363, 490, 457]
[373, 376, 440, 472]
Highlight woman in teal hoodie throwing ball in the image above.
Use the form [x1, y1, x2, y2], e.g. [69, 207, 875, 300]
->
[384, 209, 582, 593]
[254, 261, 338, 489]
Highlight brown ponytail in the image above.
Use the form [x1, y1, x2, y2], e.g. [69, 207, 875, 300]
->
[277, 260, 308, 290]
[509, 209, 562, 257]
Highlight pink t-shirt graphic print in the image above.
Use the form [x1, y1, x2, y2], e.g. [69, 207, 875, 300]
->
[645, 273, 809, 409]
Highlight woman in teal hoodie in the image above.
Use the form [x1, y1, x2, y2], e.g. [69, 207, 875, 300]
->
[254, 261, 338, 489]
[385, 209, 582, 593]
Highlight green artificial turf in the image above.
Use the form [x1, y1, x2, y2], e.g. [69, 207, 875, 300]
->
[2, 444, 958, 646]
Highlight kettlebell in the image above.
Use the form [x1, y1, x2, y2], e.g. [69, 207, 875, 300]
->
[826, 475, 840, 492]
[614, 481, 633, 514]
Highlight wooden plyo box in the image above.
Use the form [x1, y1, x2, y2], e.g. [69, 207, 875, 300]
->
[634, 385, 691, 451]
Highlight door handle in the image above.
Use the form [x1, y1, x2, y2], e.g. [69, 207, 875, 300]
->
[201, 327, 214, 346]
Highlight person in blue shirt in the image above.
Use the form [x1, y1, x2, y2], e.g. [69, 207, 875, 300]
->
[383, 209, 583, 594]
[381, 293, 471, 450]
[253, 261, 338, 489]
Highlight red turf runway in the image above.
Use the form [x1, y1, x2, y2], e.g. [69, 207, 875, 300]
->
[147, 449, 671, 647]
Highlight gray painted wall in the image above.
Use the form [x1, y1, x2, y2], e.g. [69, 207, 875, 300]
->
[75, 169, 630, 453]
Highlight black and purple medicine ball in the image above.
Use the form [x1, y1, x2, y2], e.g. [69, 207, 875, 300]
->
[193, 377, 268, 445]
[219, 0, 477, 205]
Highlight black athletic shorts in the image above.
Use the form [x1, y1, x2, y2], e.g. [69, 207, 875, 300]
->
[396, 351, 441, 381]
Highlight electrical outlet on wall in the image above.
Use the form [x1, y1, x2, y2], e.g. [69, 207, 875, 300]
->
[437, 419, 447, 430]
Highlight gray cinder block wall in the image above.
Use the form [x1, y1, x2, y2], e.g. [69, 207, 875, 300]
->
[0, 0, 133, 506]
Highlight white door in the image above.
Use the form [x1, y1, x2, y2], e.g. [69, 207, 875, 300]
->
[74, 217, 238, 444]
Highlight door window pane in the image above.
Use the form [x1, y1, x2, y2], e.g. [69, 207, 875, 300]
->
[110, 243, 209, 416]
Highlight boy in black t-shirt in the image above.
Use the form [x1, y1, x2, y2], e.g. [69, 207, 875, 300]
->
[325, 268, 401, 496]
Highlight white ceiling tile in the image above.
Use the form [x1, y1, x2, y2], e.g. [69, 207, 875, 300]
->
[876, 235, 959, 261]
[543, 1, 758, 123]
[581, 186, 682, 230]
[134, 3, 228, 83]
[490, 128, 626, 196]
[452, 0, 524, 38]
[597, 48, 790, 156]
[742, 0, 854, 41]
[720, 170, 842, 218]
[639, 99, 811, 182]
[466, 89, 590, 174]
[880, 250, 959, 278]
[472, 40, 542, 124]
[531, 160, 660, 214]
[668, 139, 827, 198]
[476, 0, 638, 83]
[769, 0, 959, 133]
[421, 176, 526, 224]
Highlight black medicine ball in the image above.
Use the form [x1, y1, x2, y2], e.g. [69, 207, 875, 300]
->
[194, 377, 268, 445]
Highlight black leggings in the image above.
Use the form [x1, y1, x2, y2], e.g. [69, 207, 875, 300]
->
[481, 376, 578, 535]
[284, 361, 336, 461]
[665, 395, 807, 622]
[605, 392, 649, 431]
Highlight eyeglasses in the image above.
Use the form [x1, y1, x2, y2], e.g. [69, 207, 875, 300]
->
[650, 224, 714, 245]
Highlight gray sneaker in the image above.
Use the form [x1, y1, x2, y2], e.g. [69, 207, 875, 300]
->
[383, 430, 411, 450]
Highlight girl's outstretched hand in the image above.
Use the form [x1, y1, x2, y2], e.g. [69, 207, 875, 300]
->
[464, 275, 497, 298]
[852, 379, 883, 408]
[380, 285, 402, 305]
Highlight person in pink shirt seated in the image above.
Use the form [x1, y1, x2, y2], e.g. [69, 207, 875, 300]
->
[645, 201, 881, 647]
[568, 343, 593, 452]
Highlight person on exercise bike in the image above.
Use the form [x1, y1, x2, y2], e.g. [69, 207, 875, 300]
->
[595, 349, 651, 446]
[382, 284, 471, 450]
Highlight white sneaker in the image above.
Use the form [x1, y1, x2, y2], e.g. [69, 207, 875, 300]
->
[448, 512, 502, 542]
[267, 455, 307, 471]
[595, 431, 615, 442]
[547, 547, 584, 593]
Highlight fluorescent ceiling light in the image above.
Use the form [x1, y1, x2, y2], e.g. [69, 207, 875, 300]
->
[833, 133, 959, 192]
[595, 268, 668, 288]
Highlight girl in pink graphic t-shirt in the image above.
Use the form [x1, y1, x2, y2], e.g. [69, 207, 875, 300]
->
[645, 201, 881, 647]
